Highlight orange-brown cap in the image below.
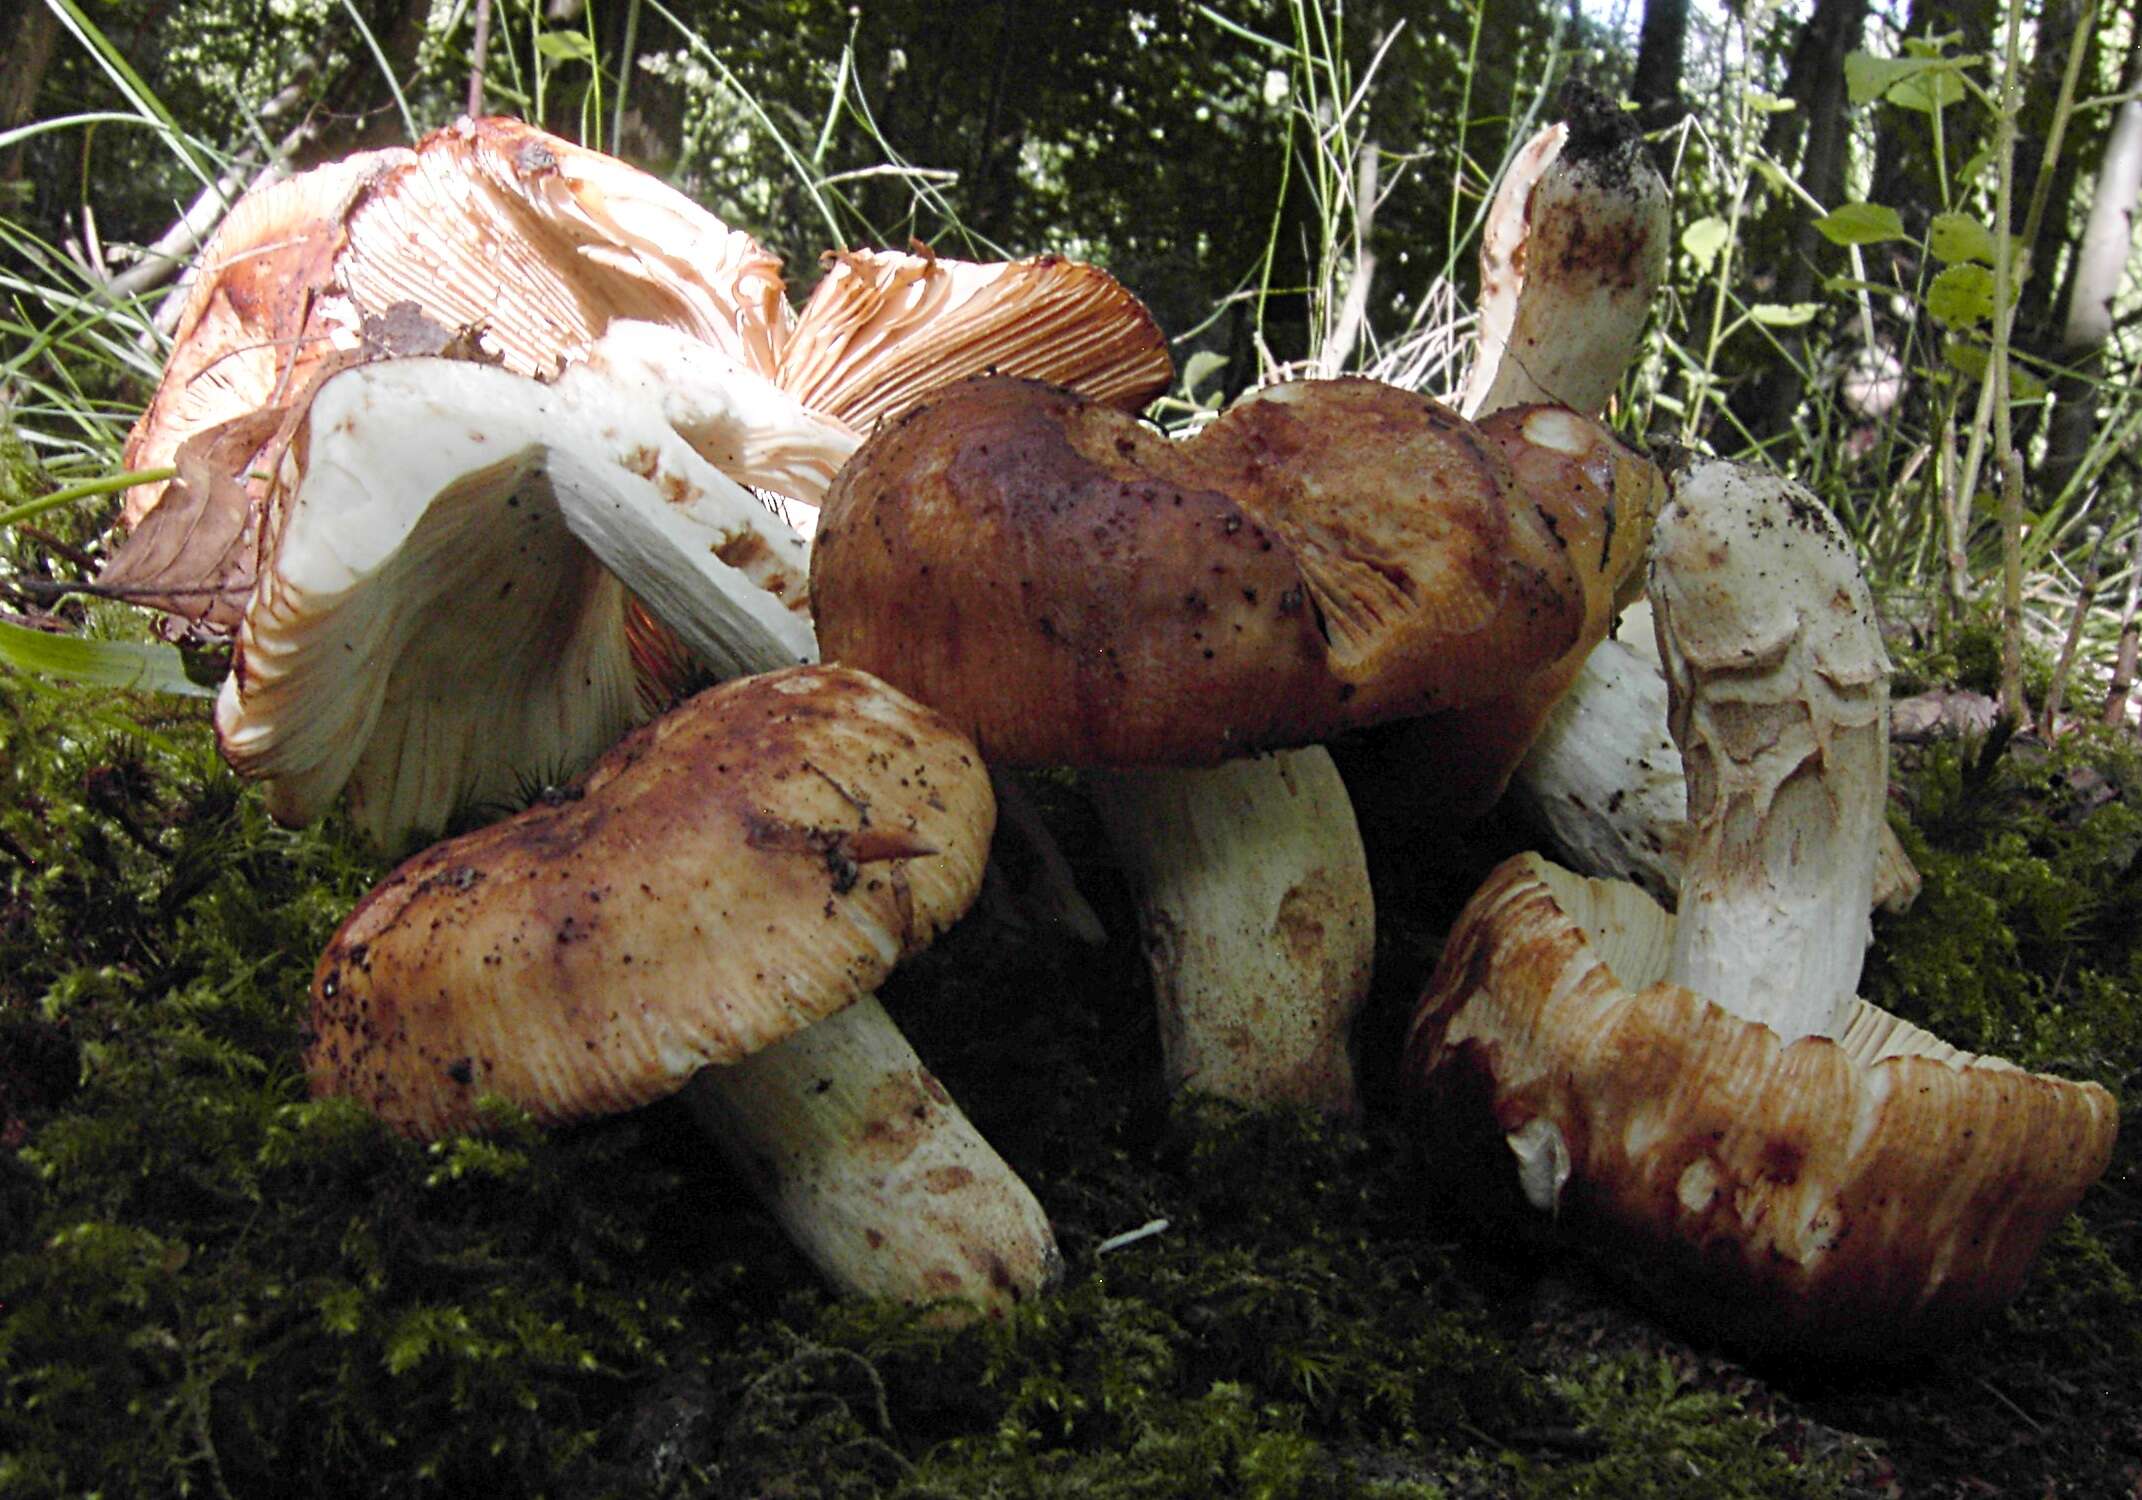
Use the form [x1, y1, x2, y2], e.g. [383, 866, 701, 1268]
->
[117, 150, 408, 533]
[307, 664, 995, 1138]
[1405, 853, 2119, 1361]
[811, 374, 1658, 769]
[107, 119, 789, 639]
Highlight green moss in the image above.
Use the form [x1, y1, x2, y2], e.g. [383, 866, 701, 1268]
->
[1868, 727, 2142, 1077]
[3, 617, 2139, 1495]
[1888, 605, 2056, 705]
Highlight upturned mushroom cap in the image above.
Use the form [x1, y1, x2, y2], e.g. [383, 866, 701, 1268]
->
[1404, 852, 2119, 1360]
[308, 664, 994, 1137]
[1407, 457, 2115, 1359]
[812, 375, 1658, 767]
[336, 115, 789, 379]
[107, 118, 789, 629]
[779, 248, 1174, 431]
[216, 354, 813, 847]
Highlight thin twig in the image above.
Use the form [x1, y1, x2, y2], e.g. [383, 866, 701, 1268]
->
[467, 0, 494, 119]
[2040, 525, 2105, 735]
[1318, 138, 1379, 376]
[1998, 446, 2027, 726]
[2100, 525, 2142, 728]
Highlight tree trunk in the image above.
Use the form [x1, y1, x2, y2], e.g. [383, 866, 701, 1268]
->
[2041, 43, 2142, 504]
[1631, 0, 1689, 138]
[0, 3, 62, 189]
[1728, 0, 1868, 445]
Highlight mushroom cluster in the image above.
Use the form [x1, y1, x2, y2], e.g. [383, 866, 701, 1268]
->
[106, 116, 1175, 1319]
[98, 95, 2116, 1360]
[810, 372, 1666, 1113]
[1403, 458, 2118, 1359]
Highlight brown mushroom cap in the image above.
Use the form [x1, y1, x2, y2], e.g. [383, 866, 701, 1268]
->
[1404, 853, 2119, 1360]
[812, 374, 1654, 767]
[307, 664, 994, 1138]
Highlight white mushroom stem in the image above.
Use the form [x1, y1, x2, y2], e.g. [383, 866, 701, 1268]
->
[1651, 459, 1891, 1045]
[575, 321, 862, 541]
[684, 996, 1060, 1317]
[1510, 603, 1922, 914]
[546, 422, 1065, 1317]
[1507, 630, 1690, 907]
[1455, 104, 1670, 421]
[1084, 749, 1373, 1116]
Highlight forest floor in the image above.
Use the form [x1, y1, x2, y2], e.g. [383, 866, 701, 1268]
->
[1, 611, 2138, 1498]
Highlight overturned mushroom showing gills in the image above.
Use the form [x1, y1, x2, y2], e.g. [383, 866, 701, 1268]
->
[813, 375, 1656, 1113]
[1404, 459, 2117, 1359]
[108, 117, 788, 627]
[216, 354, 813, 849]
[309, 665, 1057, 1317]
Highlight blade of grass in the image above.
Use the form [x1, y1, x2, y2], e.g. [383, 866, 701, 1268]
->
[42, 0, 221, 191]
[338, 0, 418, 140]
[0, 618, 214, 700]
[0, 468, 174, 531]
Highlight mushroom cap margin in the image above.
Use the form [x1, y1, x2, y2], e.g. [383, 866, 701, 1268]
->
[1403, 851, 2119, 1361]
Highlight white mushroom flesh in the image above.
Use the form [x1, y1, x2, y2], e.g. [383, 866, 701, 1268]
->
[218, 357, 815, 846]
[686, 997, 1061, 1316]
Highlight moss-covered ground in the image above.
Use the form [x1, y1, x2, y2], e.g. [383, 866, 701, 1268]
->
[2, 591, 2137, 1495]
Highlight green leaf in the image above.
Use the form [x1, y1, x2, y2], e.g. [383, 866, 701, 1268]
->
[1888, 64, 1967, 114]
[1943, 341, 2049, 399]
[1845, 51, 1917, 106]
[1680, 216, 1731, 274]
[1814, 202, 1907, 247]
[535, 29, 598, 63]
[1844, 50, 1968, 112]
[1181, 349, 1229, 406]
[1929, 212, 1999, 265]
[1926, 263, 1998, 326]
[1749, 303, 1823, 327]
[0, 619, 216, 699]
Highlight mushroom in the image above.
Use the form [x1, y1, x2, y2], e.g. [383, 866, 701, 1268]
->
[1455, 91, 1670, 423]
[106, 117, 788, 632]
[1403, 457, 2118, 1358]
[111, 121, 1173, 863]
[810, 373, 1665, 1114]
[1332, 98, 1673, 841]
[106, 124, 1170, 639]
[309, 663, 1058, 1316]
[215, 351, 815, 847]
[1509, 600, 1924, 913]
